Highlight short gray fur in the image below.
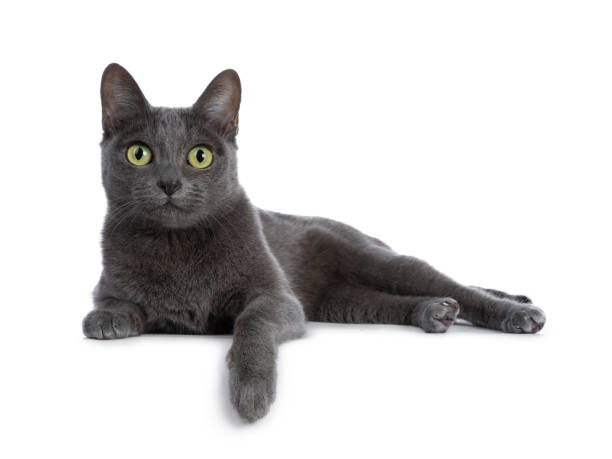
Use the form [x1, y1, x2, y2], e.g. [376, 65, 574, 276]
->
[83, 64, 547, 422]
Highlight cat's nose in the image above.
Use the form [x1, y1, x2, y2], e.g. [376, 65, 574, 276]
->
[157, 180, 182, 196]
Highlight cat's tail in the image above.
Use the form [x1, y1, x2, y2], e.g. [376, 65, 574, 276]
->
[470, 286, 532, 304]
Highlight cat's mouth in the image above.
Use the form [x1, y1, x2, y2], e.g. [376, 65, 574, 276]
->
[157, 195, 190, 210]
[144, 198, 201, 228]
[162, 200, 184, 210]
[156, 199, 190, 216]
[149, 199, 194, 227]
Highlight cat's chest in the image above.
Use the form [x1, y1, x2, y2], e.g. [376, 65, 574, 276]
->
[105, 231, 243, 317]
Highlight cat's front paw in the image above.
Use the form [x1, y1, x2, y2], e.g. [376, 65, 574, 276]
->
[227, 349, 277, 423]
[82, 309, 142, 339]
[501, 305, 546, 334]
[412, 298, 460, 333]
[229, 368, 276, 423]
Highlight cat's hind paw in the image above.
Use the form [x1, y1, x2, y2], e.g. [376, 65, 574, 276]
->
[411, 298, 460, 333]
[501, 305, 546, 334]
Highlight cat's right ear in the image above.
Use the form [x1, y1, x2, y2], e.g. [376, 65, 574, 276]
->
[192, 69, 241, 138]
[100, 63, 150, 133]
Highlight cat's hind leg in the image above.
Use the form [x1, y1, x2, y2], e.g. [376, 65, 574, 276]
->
[347, 247, 546, 333]
[308, 284, 460, 333]
[287, 221, 544, 334]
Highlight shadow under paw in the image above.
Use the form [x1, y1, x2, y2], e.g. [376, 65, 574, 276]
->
[412, 297, 460, 333]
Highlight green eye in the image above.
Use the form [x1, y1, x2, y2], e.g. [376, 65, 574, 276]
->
[127, 144, 152, 166]
[187, 146, 213, 169]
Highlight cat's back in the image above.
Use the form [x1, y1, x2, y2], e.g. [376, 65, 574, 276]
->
[257, 208, 390, 306]
[258, 209, 389, 252]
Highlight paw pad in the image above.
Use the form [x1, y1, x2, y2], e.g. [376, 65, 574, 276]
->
[502, 306, 546, 334]
[412, 298, 460, 333]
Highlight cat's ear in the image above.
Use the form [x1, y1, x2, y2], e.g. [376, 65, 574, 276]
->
[192, 69, 241, 137]
[100, 63, 150, 133]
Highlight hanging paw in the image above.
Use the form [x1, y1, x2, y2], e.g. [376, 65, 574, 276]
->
[229, 367, 276, 422]
[227, 347, 277, 423]
[412, 298, 460, 333]
[501, 305, 546, 333]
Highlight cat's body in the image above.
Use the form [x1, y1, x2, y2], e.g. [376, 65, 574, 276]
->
[84, 64, 546, 422]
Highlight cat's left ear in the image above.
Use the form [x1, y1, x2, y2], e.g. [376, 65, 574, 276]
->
[193, 69, 241, 138]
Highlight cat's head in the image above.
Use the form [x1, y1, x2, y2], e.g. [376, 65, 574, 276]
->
[99, 63, 243, 229]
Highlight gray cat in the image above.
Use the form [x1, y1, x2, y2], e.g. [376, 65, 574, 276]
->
[83, 64, 546, 422]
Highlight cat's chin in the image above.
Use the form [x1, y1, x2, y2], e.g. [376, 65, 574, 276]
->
[145, 203, 203, 229]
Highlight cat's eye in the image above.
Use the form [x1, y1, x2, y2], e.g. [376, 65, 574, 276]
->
[187, 146, 213, 169]
[127, 144, 152, 166]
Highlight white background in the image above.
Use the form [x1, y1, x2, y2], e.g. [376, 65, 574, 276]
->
[1, 1, 610, 458]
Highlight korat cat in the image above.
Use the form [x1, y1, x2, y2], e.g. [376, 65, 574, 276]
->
[83, 64, 546, 422]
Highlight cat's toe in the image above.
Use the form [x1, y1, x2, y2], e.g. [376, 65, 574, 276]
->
[229, 367, 276, 423]
[501, 306, 546, 334]
[412, 298, 460, 333]
[82, 310, 140, 339]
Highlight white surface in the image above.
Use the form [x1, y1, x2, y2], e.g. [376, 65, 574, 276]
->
[1, 1, 610, 458]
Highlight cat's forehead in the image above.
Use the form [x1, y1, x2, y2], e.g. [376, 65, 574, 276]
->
[153, 107, 190, 135]
[144, 107, 216, 146]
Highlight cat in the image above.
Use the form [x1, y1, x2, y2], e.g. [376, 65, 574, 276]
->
[83, 63, 546, 422]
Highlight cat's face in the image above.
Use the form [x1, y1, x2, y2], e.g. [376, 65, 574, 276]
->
[100, 64, 242, 228]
